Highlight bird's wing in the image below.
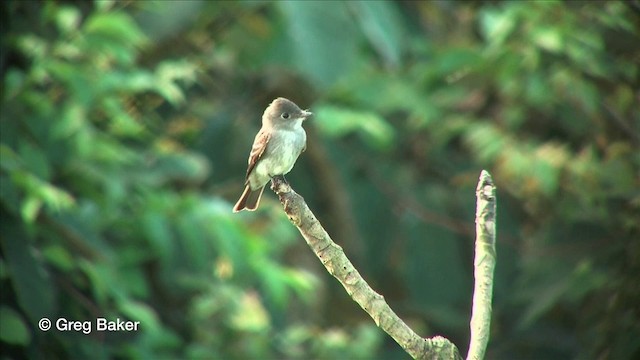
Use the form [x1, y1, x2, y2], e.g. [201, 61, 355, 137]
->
[246, 128, 270, 179]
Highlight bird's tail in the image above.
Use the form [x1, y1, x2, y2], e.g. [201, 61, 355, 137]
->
[232, 185, 265, 212]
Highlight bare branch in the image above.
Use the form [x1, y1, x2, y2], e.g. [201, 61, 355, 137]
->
[467, 170, 497, 360]
[270, 177, 462, 360]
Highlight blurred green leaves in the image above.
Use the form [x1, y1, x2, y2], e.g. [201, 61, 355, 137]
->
[1, 1, 638, 359]
[348, 0, 405, 68]
[2, 1, 323, 358]
[0, 224, 56, 324]
[83, 10, 147, 64]
[277, 0, 408, 88]
[276, 323, 383, 360]
[278, 1, 360, 88]
[314, 104, 395, 151]
[0, 306, 31, 346]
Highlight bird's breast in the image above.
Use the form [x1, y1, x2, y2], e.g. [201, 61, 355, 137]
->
[250, 129, 306, 188]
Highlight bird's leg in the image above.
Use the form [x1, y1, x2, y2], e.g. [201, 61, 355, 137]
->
[270, 175, 289, 190]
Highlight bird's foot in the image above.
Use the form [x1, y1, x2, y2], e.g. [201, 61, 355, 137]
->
[270, 175, 289, 191]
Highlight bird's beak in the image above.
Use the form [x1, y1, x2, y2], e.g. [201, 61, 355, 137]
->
[301, 109, 313, 119]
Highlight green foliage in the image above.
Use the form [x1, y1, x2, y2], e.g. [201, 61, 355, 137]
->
[0, 306, 31, 345]
[1, 1, 638, 359]
[314, 104, 396, 150]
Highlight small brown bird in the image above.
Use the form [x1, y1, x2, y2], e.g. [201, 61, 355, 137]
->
[233, 98, 312, 212]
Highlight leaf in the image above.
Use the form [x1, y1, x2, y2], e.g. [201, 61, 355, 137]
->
[16, 35, 48, 60]
[78, 260, 110, 304]
[0, 224, 56, 323]
[278, 1, 361, 88]
[348, 0, 405, 67]
[525, 72, 553, 108]
[118, 300, 161, 332]
[42, 245, 76, 271]
[153, 60, 198, 105]
[176, 210, 209, 271]
[101, 97, 145, 136]
[12, 171, 75, 218]
[314, 105, 395, 150]
[19, 141, 51, 180]
[141, 211, 174, 264]
[256, 261, 289, 307]
[0, 144, 22, 172]
[84, 12, 146, 47]
[433, 48, 482, 79]
[54, 6, 81, 33]
[230, 291, 270, 332]
[532, 159, 559, 196]
[532, 142, 568, 195]
[531, 27, 564, 53]
[0, 306, 31, 345]
[283, 269, 317, 303]
[464, 123, 507, 162]
[3, 69, 26, 99]
[480, 6, 517, 49]
[53, 103, 87, 139]
[0, 174, 21, 216]
[151, 151, 211, 185]
[94, 0, 115, 12]
[21, 196, 42, 224]
[82, 12, 147, 65]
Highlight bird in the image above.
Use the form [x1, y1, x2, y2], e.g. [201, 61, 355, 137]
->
[233, 97, 312, 212]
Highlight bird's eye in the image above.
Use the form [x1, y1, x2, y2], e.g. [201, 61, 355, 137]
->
[281, 112, 290, 119]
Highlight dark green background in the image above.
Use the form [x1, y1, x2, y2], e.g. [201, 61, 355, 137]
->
[1, 1, 638, 359]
